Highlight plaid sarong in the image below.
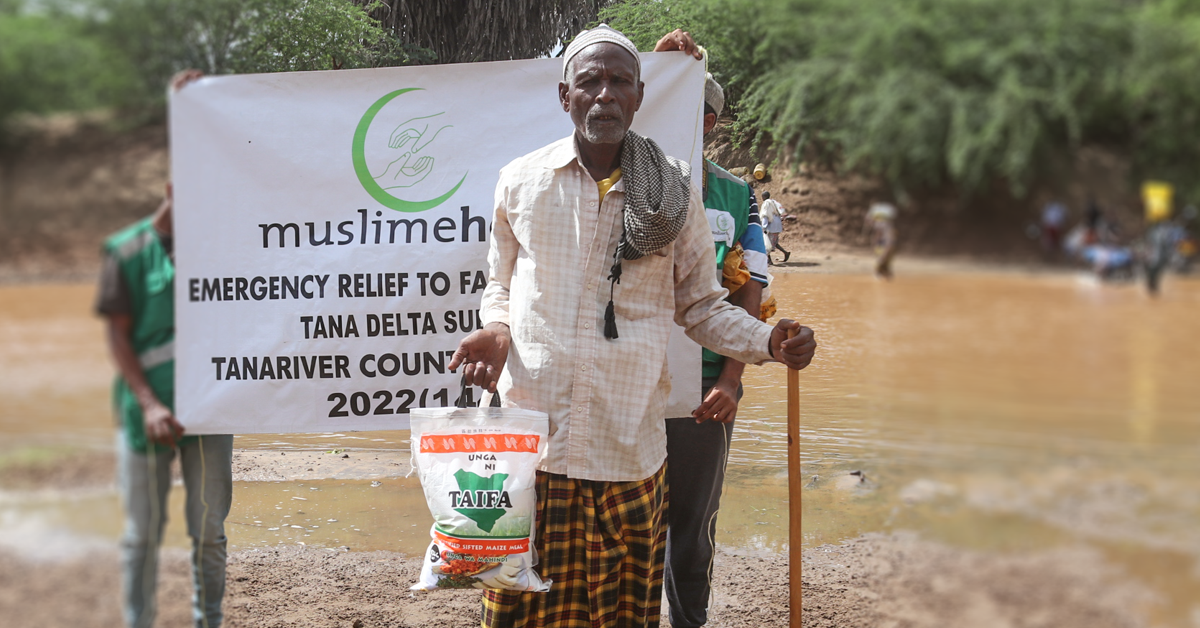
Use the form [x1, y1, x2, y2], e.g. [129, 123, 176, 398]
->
[481, 465, 668, 628]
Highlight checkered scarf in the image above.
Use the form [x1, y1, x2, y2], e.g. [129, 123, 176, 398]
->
[604, 131, 691, 339]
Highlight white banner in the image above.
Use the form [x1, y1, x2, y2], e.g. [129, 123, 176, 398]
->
[172, 54, 706, 434]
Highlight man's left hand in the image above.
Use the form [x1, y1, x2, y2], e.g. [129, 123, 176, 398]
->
[770, 319, 816, 370]
[448, 322, 511, 393]
[692, 378, 739, 424]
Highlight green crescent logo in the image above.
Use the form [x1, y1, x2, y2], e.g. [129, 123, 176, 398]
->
[352, 88, 467, 213]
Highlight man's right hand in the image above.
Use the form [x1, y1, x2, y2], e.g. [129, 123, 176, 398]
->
[448, 322, 511, 393]
[170, 69, 204, 92]
[143, 401, 185, 447]
[653, 29, 703, 59]
[769, 319, 817, 370]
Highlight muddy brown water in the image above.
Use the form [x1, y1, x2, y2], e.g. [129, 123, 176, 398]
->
[2, 272, 1199, 625]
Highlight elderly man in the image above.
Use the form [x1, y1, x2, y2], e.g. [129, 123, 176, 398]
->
[98, 182, 234, 628]
[449, 24, 815, 628]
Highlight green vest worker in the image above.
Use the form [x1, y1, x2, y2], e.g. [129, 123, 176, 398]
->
[700, 159, 770, 378]
[105, 215, 183, 453]
[653, 30, 775, 628]
[97, 172, 234, 626]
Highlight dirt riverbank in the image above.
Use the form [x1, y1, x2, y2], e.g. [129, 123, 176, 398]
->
[2, 533, 1153, 628]
[0, 115, 1146, 283]
[0, 449, 1157, 628]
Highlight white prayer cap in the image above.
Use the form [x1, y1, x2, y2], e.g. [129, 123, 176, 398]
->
[705, 73, 725, 117]
[562, 23, 641, 80]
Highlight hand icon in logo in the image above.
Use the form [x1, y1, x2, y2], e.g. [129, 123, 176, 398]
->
[376, 151, 434, 186]
[353, 88, 468, 213]
[388, 126, 424, 150]
[373, 112, 451, 189]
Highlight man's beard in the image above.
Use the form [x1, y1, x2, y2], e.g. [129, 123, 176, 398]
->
[582, 105, 627, 145]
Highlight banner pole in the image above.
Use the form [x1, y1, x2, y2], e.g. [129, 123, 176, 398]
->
[787, 327, 802, 628]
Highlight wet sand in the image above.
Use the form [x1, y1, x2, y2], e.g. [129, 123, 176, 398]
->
[1, 524, 1152, 628]
[2, 450, 1155, 628]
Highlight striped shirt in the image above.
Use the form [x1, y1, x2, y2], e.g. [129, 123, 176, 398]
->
[482, 136, 774, 482]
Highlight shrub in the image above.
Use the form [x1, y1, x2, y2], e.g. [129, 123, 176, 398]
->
[605, 0, 1200, 202]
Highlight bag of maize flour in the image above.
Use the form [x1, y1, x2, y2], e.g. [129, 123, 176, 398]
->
[410, 405, 551, 592]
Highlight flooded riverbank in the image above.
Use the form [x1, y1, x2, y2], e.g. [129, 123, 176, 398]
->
[3, 263, 1198, 625]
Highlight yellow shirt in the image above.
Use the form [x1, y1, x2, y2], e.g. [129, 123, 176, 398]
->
[597, 168, 622, 204]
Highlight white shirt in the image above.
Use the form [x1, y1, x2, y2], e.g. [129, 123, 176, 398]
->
[761, 198, 786, 233]
[481, 137, 775, 481]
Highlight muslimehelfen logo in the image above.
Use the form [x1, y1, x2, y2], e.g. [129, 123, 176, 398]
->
[352, 88, 467, 213]
[715, 212, 733, 234]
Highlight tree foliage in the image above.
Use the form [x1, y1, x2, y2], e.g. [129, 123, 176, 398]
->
[600, 0, 764, 105]
[355, 0, 616, 63]
[0, 0, 438, 130]
[6, 0, 1200, 200]
[0, 2, 134, 124]
[1, 0, 621, 129]
[92, 0, 428, 108]
[1123, 0, 1200, 199]
[604, 0, 1200, 201]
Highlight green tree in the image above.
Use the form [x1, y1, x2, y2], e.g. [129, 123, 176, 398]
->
[93, 0, 427, 109]
[356, 0, 617, 63]
[600, 0, 767, 107]
[1124, 0, 1200, 199]
[0, 2, 134, 126]
[605, 0, 1148, 199]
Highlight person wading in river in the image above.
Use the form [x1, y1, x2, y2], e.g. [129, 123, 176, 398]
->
[448, 24, 816, 628]
[760, 191, 791, 265]
[865, 202, 898, 279]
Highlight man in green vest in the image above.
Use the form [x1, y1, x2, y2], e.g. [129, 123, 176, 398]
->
[654, 31, 771, 628]
[97, 149, 234, 626]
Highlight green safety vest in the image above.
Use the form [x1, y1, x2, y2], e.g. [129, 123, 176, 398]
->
[702, 160, 752, 379]
[104, 219, 190, 453]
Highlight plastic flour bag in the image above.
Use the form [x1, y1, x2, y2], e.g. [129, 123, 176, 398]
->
[410, 405, 551, 592]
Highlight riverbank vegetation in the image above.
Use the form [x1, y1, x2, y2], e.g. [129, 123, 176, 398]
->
[603, 0, 1200, 202]
[3, 0, 1199, 200]
[0, 0, 431, 129]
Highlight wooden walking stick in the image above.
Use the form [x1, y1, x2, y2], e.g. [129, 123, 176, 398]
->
[787, 327, 802, 628]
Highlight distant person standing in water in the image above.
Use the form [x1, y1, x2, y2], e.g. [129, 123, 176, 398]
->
[1144, 218, 1176, 295]
[1142, 182, 1175, 295]
[1040, 200, 1068, 255]
[760, 190, 790, 264]
[865, 202, 897, 279]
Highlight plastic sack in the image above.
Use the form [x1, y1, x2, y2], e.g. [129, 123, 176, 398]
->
[409, 404, 551, 592]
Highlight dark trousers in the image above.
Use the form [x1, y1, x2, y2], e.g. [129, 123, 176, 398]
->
[1146, 260, 1166, 294]
[664, 377, 739, 628]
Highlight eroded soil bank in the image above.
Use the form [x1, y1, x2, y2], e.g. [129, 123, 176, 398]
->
[0, 115, 1146, 282]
